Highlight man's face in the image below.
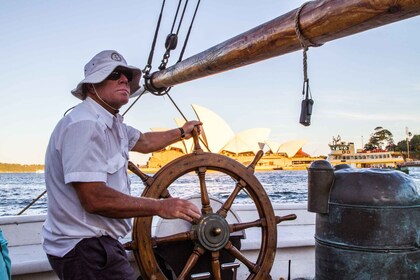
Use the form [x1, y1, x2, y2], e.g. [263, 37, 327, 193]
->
[93, 68, 132, 109]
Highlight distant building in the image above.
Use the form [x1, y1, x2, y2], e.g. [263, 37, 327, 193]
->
[146, 104, 325, 171]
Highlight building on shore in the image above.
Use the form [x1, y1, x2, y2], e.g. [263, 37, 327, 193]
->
[144, 104, 325, 172]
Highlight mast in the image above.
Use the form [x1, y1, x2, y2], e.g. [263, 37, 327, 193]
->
[148, 0, 420, 91]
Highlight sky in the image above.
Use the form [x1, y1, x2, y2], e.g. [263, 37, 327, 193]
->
[1, 0, 419, 165]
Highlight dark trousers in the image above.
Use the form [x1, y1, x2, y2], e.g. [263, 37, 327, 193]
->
[47, 236, 137, 280]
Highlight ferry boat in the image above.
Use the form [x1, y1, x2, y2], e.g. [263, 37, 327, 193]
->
[327, 136, 405, 169]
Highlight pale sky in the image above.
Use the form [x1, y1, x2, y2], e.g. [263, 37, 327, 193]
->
[1, 0, 419, 165]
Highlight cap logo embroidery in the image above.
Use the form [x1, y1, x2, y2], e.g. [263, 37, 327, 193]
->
[111, 52, 122, 61]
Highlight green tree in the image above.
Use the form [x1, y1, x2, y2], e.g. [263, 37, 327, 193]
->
[396, 140, 407, 152]
[410, 134, 420, 152]
[394, 134, 420, 160]
[364, 127, 394, 151]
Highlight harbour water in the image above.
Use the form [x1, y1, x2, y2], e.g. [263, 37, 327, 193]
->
[1, 168, 419, 216]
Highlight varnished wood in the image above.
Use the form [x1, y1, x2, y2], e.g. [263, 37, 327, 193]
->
[229, 218, 267, 233]
[128, 161, 152, 185]
[132, 132, 287, 279]
[276, 214, 297, 224]
[151, 230, 197, 247]
[247, 150, 264, 171]
[197, 167, 213, 214]
[216, 181, 245, 218]
[224, 241, 258, 273]
[211, 251, 222, 280]
[178, 246, 206, 280]
[132, 152, 279, 279]
[150, 0, 420, 90]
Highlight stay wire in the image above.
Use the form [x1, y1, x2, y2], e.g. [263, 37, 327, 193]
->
[175, 0, 189, 35]
[159, 0, 191, 70]
[170, 0, 183, 34]
[178, 0, 201, 62]
[122, 88, 148, 117]
[145, 0, 167, 74]
[17, 190, 46, 215]
[166, 91, 211, 152]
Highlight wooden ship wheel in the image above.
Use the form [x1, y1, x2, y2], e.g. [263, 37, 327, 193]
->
[126, 130, 296, 280]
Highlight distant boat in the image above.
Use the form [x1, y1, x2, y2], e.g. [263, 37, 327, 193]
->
[327, 137, 405, 169]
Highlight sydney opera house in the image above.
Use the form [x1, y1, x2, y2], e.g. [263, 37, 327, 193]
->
[145, 104, 324, 171]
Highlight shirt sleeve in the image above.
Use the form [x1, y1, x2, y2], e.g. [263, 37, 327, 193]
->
[61, 120, 108, 183]
[125, 124, 141, 151]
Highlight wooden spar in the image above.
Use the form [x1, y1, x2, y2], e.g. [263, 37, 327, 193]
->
[149, 0, 420, 90]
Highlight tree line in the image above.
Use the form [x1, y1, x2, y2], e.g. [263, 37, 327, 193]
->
[364, 127, 420, 159]
[0, 163, 44, 172]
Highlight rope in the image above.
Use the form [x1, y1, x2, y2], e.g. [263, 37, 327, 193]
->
[294, 1, 322, 83]
[166, 91, 212, 152]
[176, 0, 189, 35]
[170, 0, 183, 34]
[122, 88, 147, 117]
[178, 0, 201, 62]
[17, 190, 46, 215]
[295, 1, 321, 126]
[144, 0, 167, 75]
[158, 0, 183, 70]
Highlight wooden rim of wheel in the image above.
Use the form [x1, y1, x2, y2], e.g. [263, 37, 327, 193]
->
[131, 129, 278, 280]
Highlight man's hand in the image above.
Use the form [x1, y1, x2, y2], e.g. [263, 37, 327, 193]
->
[182, 120, 202, 140]
[157, 198, 202, 222]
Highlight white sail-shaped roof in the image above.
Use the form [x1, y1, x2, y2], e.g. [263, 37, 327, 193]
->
[277, 140, 308, 157]
[222, 128, 270, 155]
[265, 140, 281, 154]
[191, 104, 235, 153]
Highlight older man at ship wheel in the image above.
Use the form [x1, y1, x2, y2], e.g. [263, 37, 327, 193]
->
[42, 50, 202, 280]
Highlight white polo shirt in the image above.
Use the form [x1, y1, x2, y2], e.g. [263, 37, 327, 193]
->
[42, 97, 141, 257]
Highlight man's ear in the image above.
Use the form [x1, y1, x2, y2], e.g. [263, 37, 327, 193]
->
[86, 84, 94, 93]
[83, 84, 95, 95]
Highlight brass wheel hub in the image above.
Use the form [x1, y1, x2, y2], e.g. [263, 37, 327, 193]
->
[195, 213, 230, 251]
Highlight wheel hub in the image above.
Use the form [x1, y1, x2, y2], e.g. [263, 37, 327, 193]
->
[195, 213, 230, 251]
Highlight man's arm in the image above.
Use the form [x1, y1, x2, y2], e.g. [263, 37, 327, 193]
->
[131, 120, 202, 153]
[72, 182, 201, 222]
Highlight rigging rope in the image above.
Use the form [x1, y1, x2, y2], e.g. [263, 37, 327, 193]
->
[294, 1, 322, 85]
[178, 0, 201, 63]
[144, 0, 201, 95]
[294, 1, 322, 126]
[144, 0, 167, 76]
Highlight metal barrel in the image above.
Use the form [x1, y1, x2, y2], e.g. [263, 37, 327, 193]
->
[310, 163, 420, 279]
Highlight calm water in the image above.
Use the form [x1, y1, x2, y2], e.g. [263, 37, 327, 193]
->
[1, 168, 419, 216]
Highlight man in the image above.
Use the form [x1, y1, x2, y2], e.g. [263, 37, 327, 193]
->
[42, 50, 202, 280]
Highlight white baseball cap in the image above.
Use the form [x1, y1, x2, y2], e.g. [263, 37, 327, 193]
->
[71, 50, 142, 100]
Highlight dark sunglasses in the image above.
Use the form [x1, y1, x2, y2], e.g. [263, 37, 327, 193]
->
[106, 69, 133, 82]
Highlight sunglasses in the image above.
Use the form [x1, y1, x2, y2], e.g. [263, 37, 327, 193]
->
[106, 69, 133, 82]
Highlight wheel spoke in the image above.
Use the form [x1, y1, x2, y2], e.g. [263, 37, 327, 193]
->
[197, 167, 213, 214]
[246, 150, 264, 172]
[160, 188, 172, 199]
[151, 230, 196, 248]
[128, 161, 154, 187]
[276, 214, 297, 224]
[224, 241, 259, 273]
[211, 251, 222, 280]
[178, 246, 206, 280]
[216, 180, 246, 218]
[229, 218, 266, 233]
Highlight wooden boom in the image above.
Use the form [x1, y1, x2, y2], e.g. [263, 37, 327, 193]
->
[149, 0, 420, 90]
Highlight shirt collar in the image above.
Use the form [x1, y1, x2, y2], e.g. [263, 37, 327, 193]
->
[84, 97, 116, 129]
